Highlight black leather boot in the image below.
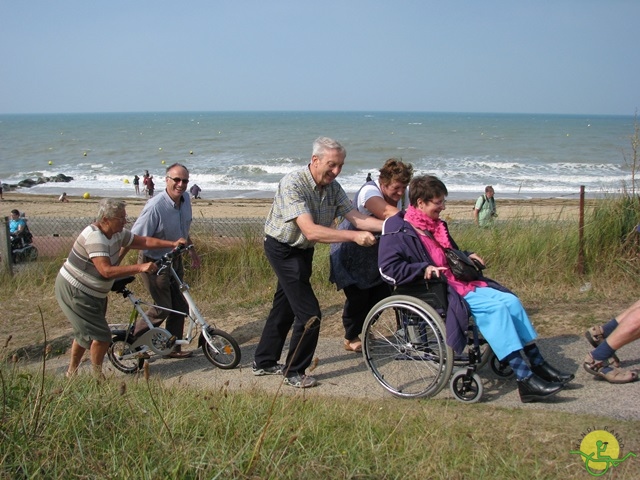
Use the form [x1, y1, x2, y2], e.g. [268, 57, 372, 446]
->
[517, 374, 564, 403]
[531, 362, 575, 385]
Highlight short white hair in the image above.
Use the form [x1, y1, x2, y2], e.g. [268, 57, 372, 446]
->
[97, 198, 126, 221]
[312, 137, 346, 158]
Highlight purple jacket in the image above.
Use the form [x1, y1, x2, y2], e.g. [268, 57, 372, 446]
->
[378, 210, 509, 354]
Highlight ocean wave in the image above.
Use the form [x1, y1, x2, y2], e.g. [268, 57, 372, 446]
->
[1, 111, 635, 200]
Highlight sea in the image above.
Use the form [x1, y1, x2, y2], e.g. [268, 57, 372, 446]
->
[0, 111, 636, 200]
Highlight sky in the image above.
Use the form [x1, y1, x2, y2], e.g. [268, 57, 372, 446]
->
[1, 1, 638, 116]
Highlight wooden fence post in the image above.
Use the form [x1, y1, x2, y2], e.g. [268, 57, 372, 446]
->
[0, 216, 14, 276]
[577, 186, 585, 275]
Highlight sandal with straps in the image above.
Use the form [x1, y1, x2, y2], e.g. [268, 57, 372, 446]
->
[585, 326, 621, 367]
[344, 338, 362, 353]
[583, 353, 638, 384]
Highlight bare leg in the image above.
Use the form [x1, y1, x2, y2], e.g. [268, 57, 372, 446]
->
[607, 304, 640, 350]
[67, 339, 86, 376]
[89, 340, 111, 377]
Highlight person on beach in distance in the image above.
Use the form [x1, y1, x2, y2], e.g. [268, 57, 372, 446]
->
[330, 158, 413, 353]
[474, 185, 497, 227]
[145, 175, 155, 198]
[378, 175, 574, 403]
[55, 198, 186, 378]
[0, 180, 4, 200]
[583, 300, 640, 383]
[58, 192, 69, 203]
[133, 175, 140, 195]
[127, 163, 201, 358]
[253, 137, 383, 388]
[189, 183, 201, 199]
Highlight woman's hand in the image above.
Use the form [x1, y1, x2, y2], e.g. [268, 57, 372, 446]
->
[425, 266, 447, 279]
[469, 253, 485, 267]
[140, 261, 158, 274]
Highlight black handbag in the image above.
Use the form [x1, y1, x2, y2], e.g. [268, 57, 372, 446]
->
[443, 248, 484, 282]
[421, 228, 484, 282]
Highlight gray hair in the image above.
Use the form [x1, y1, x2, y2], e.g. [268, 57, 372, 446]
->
[166, 162, 189, 174]
[97, 198, 126, 221]
[312, 137, 346, 159]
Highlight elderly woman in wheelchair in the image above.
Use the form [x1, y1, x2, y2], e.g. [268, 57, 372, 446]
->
[374, 175, 574, 403]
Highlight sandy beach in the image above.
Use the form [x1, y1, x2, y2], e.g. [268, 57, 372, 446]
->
[1, 192, 593, 223]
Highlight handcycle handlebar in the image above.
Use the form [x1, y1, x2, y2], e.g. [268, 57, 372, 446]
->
[155, 243, 194, 275]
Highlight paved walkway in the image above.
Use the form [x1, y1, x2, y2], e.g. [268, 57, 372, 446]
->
[40, 334, 640, 421]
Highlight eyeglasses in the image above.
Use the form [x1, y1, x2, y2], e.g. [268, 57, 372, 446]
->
[113, 215, 129, 223]
[166, 176, 189, 184]
[429, 199, 447, 207]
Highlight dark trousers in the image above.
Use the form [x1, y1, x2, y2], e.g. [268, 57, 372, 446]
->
[254, 236, 322, 376]
[134, 254, 188, 340]
[342, 282, 392, 341]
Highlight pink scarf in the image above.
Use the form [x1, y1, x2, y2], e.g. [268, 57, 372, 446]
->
[404, 206, 452, 248]
[405, 205, 486, 295]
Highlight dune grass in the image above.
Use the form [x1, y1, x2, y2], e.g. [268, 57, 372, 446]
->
[1, 359, 639, 479]
[1, 195, 640, 478]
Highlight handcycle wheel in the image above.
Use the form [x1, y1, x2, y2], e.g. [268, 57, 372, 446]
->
[362, 295, 454, 399]
[490, 353, 514, 377]
[107, 334, 144, 374]
[449, 369, 483, 403]
[200, 327, 241, 369]
[27, 247, 38, 261]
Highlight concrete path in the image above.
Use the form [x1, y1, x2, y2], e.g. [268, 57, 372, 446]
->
[40, 333, 640, 421]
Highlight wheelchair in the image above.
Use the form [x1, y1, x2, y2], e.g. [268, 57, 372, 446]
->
[10, 222, 38, 264]
[361, 278, 513, 403]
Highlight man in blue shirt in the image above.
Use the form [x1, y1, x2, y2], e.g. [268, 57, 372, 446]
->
[129, 163, 201, 358]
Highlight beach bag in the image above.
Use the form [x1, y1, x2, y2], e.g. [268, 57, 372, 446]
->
[444, 248, 484, 282]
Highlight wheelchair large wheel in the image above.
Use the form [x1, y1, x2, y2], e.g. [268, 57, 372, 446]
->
[200, 327, 241, 369]
[362, 295, 454, 399]
[108, 334, 144, 374]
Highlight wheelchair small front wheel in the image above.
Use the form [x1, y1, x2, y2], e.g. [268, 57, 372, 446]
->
[200, 327, 241, 369]
[449, 369, 483, 403]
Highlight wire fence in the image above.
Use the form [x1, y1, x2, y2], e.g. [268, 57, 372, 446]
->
[0, 216, 265, 274]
